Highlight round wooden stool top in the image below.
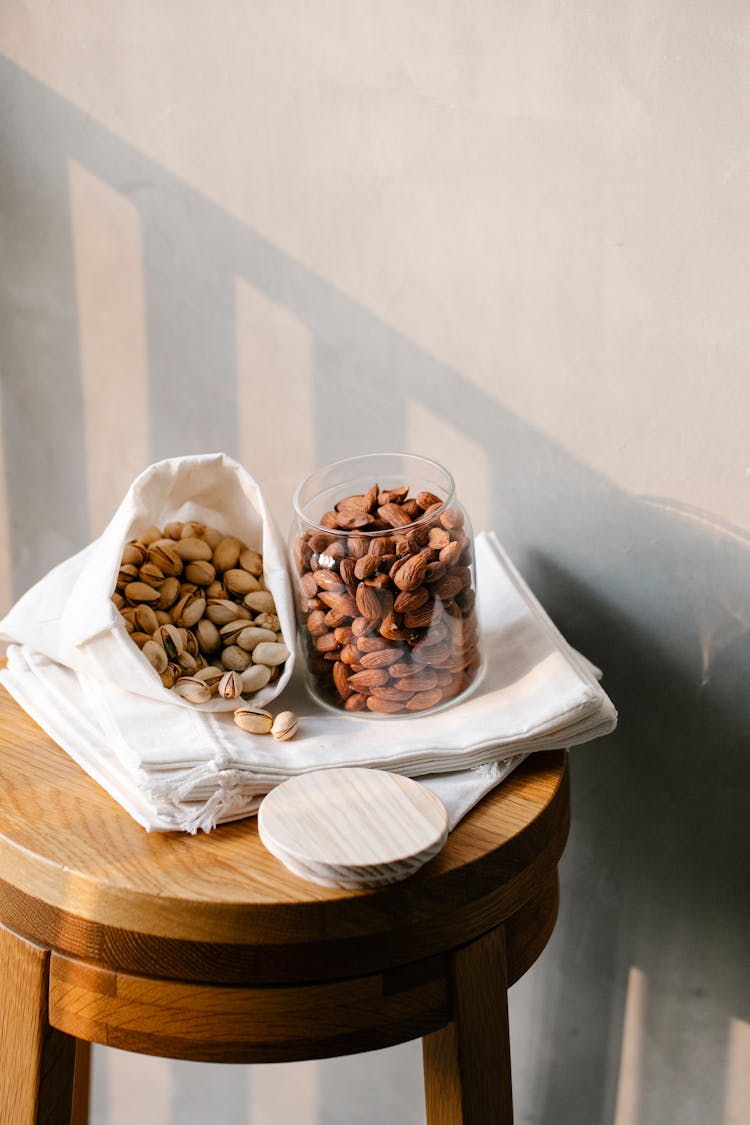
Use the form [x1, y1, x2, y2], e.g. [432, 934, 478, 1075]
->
[0, 685, 569, 987]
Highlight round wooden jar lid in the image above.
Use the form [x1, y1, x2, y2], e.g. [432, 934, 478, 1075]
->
[258, 767, 449, 889]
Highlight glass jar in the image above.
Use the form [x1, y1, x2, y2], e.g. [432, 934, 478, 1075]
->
[289, 453, 483, 718]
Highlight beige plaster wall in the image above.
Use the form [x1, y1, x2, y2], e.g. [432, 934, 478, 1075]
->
[1, 4, 748, 1122]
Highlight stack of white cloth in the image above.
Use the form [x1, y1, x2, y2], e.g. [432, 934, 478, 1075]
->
[0, 455, 617, 834]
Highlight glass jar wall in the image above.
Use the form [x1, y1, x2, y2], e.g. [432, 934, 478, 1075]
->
[289, 454, 483, 718]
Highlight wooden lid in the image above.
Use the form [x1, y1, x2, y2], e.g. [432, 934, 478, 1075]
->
[258, 768, 449, 888]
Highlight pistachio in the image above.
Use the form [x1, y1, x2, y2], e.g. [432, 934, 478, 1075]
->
[142, 639, 168, 674]
[218, 669, 243, 699]
[134, 604, 159, 635]
[203, 526, 223, 549]
[225, 569, 260, 597]
[157, 575, 181, 610]
[162, 521, 184, 540]
[236, 626, 277, 651]
[239, 547, 263, 577]
[221, 645, 251, 672]
[174, 537, 213, 563]
[111, 591, 125, 610]
[172, 592, 206, 629]
[140, 524, 163, 546]
[122, 543, 146, 567]
[130, 631, 154, 649]
[138, 563, 165, 589]
[160, 663, 179, 689]
[206, 599, 242, 626]
[271, 710, 299, 741]
[181, 628, 200, 658]
[205, 580, 226, 599]
[252, 642, 290, 668]
[178, 651, 199, 675]
[180, 521, 207, 540]
[219, 619, 250, 644]
[117, 563, 139, 590]
[184, 559, 216, 586]
[195, 618, 221, 655]
[148, 542, 183, 577]
[233, 706, 273, 734]
[252, 611, 280, 633]
[194, 666, 224, 693]
[173, 677, 211, 704]
[155, 623, 183, 660]
[240, 664, 272, 693]
[244, 590, 276, 615]
[212, 536, 242, 573]
[124, 581, 160, 605]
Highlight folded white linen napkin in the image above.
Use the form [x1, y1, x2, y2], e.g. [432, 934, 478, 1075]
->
[0, 530, 617, 833]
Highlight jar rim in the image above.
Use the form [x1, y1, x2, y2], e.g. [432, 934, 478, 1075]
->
[292, 452, 456, 536]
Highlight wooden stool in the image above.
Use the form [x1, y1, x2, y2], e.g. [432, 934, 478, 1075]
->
[0, 687, 569, 1124]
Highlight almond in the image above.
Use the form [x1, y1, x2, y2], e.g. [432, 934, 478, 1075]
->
[428, 527, 450, 550]
[344, 693, 368, 711]
[313, 569, 345, 591]
[314, 631, 339, 654]
[356, 634, 389, 652]
[366, 697, 407, 714]
[333, 660, 351, 698]
[416, 491, 442, 510]
[432, 574, 463, 600]
[406, 688, 444, 711]
[378, 486, 409, 505]
[318, 590, 358, 617]
[356, 583, 383, 620]
[377, 502, 412, 528]
[354, 554, 380, 580]
[439, 540, 462, 566]
[389, 661, 418, 678]
[348, 668, 390, 690]
[339, 557, 357, 587]
[403, 603, 437, 629]
[346, 536, 370, 559]
[369, 536, 395, 557]
[440, 507, 464, 530]
[306, 609, 328, 637]
[369, 684, 415, 702]
[352, 615, 376, 637]
[335, 493, 370, 513]
[340, 643, 360, 665]
[360, 647, 404, 669]
[393, 553, 428, 591]
[394, 586, 429, 613]
[336, 510, 373, 530]
[400, 667, 439, 692]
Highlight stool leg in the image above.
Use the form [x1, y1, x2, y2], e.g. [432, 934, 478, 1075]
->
[71, 1041, 91, 1125]
[0, 921, 76, 1125]
[422, 926, 513, 1125]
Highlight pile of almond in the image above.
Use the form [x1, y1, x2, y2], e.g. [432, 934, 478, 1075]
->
[112, 521, 289, 705]
[293, 485, 480, 714]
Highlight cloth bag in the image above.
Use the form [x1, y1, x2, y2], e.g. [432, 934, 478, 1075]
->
[0, 453, 296, 711]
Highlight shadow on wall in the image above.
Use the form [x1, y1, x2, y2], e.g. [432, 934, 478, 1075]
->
[1, 57, 748, 1125]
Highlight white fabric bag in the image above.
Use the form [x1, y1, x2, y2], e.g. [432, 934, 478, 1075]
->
[0, 453, 296, 712]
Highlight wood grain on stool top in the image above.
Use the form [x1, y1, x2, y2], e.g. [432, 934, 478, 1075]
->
[258, 767, 448, 888]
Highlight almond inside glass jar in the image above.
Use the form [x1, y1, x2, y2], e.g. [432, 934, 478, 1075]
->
[292, 483, 481, 715]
